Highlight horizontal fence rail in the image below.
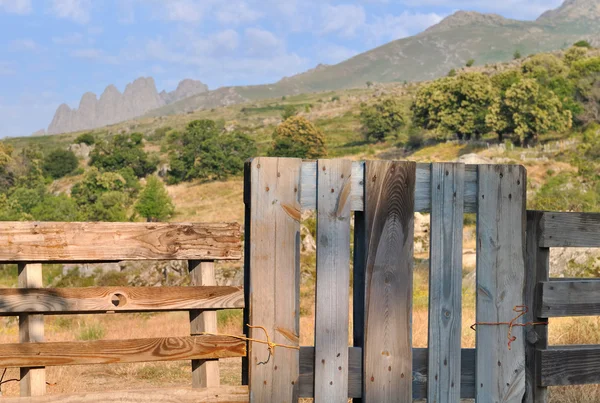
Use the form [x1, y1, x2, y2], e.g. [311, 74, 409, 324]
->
[0, 335, 246, 367]
[0, 222, 241, 262]
[540, 345, 600, 386]
[0, 286, 243, 315]
[538, 280, 600, 317]
[539, 212, 600, 248]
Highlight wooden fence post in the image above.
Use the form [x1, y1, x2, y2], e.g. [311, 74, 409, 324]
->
[189, 260, 220, 388]
[475, 165, 527, 402]
[246, 157, 302, 403]
[314, 159, 352, 403]
[428, 163, 464, 402]
[523, 211, 549, 403]
[18, 263, 45, 397]
[362, 160, 416, 402]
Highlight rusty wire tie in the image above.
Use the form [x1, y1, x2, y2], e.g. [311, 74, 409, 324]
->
[470, 305, 548, 350]
[200, 324, 299, 366]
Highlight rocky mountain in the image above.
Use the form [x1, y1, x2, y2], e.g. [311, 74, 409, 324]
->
[147, 0, 600, 118]
[47, 78, 208, 134]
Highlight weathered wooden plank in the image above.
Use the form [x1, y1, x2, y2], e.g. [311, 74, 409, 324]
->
[299, 161, 477, 213]
[538, 280, 600, 317]
[1, 386, 250, 402]
[0, 222, 241, 262]
[0, 286, 243, 315]
[540, 345, 600, 386]
[314, 159, 352, 403]
[539, 212, 600, 248]
[298, 347, 477, 399]
[189, 261, 220, 388]
[352, 208, 366, 403]
[476, 165, 527, 402]
[428, 163, 464, 402]
[363, 160, 415, 402]
[247, 157, 301, 403]
[524, 211, 550, 403]
[18, 263, 45, 397]
[0, 335, 245, 367]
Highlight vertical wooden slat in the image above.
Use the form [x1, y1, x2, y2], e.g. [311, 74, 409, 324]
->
[428, 163, 464, 402]
[352, 182, 366, 403]
[189, 260, 220, 388]
[476, 165, 527, 402]
[314, 159, 352, 403]
[18, 263, 45, 397]
[523, 211, 549, 403]
[363, 160, 416, 402]
[242, 159, 252, 387]
[247, 157, 301, 403]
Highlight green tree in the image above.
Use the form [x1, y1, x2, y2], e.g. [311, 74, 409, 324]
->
[359, 98, 405, 142]
[486, 78, 572, 144]
[167, 120, 256, 183]
[466, 59, 475, 67]
[90, 133, 157, 178]
[514, 50, 522, 60]
[281, 105, 298, 120]
[412, 73, 495, 140]
[564, 46, 588, 66]
[447, 68, 457, 77]
[568, 57, 600, 125]
[75, 132, 95, 145]
[71, 168, 134, 221]
[31, 194, 82, 221]
[574, 40, 592, 49]
[43, 149, 78, 179]
[269, 116, 327, 158]
[366, 81, 374, 88]
[134, 176, 175, 222]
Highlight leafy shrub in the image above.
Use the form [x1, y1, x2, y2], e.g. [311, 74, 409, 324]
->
[90, 133, 157, 178]
[514, 50, 522, 60]
[43, 149, 78, 179]
[31, 194, 82, 221]
[447, 69, 457, 77]
[167, 120, 256, 183]
[269, 116, 327, 159]
[281, 105, 298, 120]
[74, 132, 95, 145]
[466, 59, 475, 67]
[574, 40, 592, 49]
[360, 98, 405, 142]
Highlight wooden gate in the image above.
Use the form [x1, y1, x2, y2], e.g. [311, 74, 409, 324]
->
[243, 157, 600, 403]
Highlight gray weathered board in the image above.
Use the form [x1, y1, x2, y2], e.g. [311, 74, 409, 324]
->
[476, 165, 527, 402]
[314, 160, 352, 403]
[539, 212, 600, 248]
[428, 163, 464, 402]
[300, 161, 478, 212]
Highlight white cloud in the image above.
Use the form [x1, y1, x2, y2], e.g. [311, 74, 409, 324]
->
[321, 4, 366, 37]
[162, 0, 205, 22]
[244, 28, 283, 57]
[367, 11, 444, 44]
[70, 48, 119, 64]
[52, 33, 84, 45]
[51, 0, 92, 24]
[0, 0, 32, 15]
[9, 38, 39, 52]
[216, 1, 263, 24]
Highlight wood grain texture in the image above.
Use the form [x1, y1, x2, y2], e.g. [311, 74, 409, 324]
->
[299, 161, 477, 213]
[189, 261, 220, 388]
[0, 222, 241, 262]
[363, 160, 416, 402]
[538, 280, 600, 317]
[0, 286, 243, 314]
[18, 263, 45, 397]
[539, 212, 600, 247]
[476, 165, 527, 402]
[1, 386, 249, 402]
[523, 211, 549, 403]
[314, 159, 352, 403]
[297, 347, 477, 399]
[247, 157, 301, 403]
[0, 335, 245, 368]
[427, 163, 464, 403]
[540, 345, 600, 386]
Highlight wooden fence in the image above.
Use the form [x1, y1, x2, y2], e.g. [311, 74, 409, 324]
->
[0, 222, 246, 402]
[0, 157, 599, 402]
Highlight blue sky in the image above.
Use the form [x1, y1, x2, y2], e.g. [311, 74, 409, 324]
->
[0, 0, 563, 138]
